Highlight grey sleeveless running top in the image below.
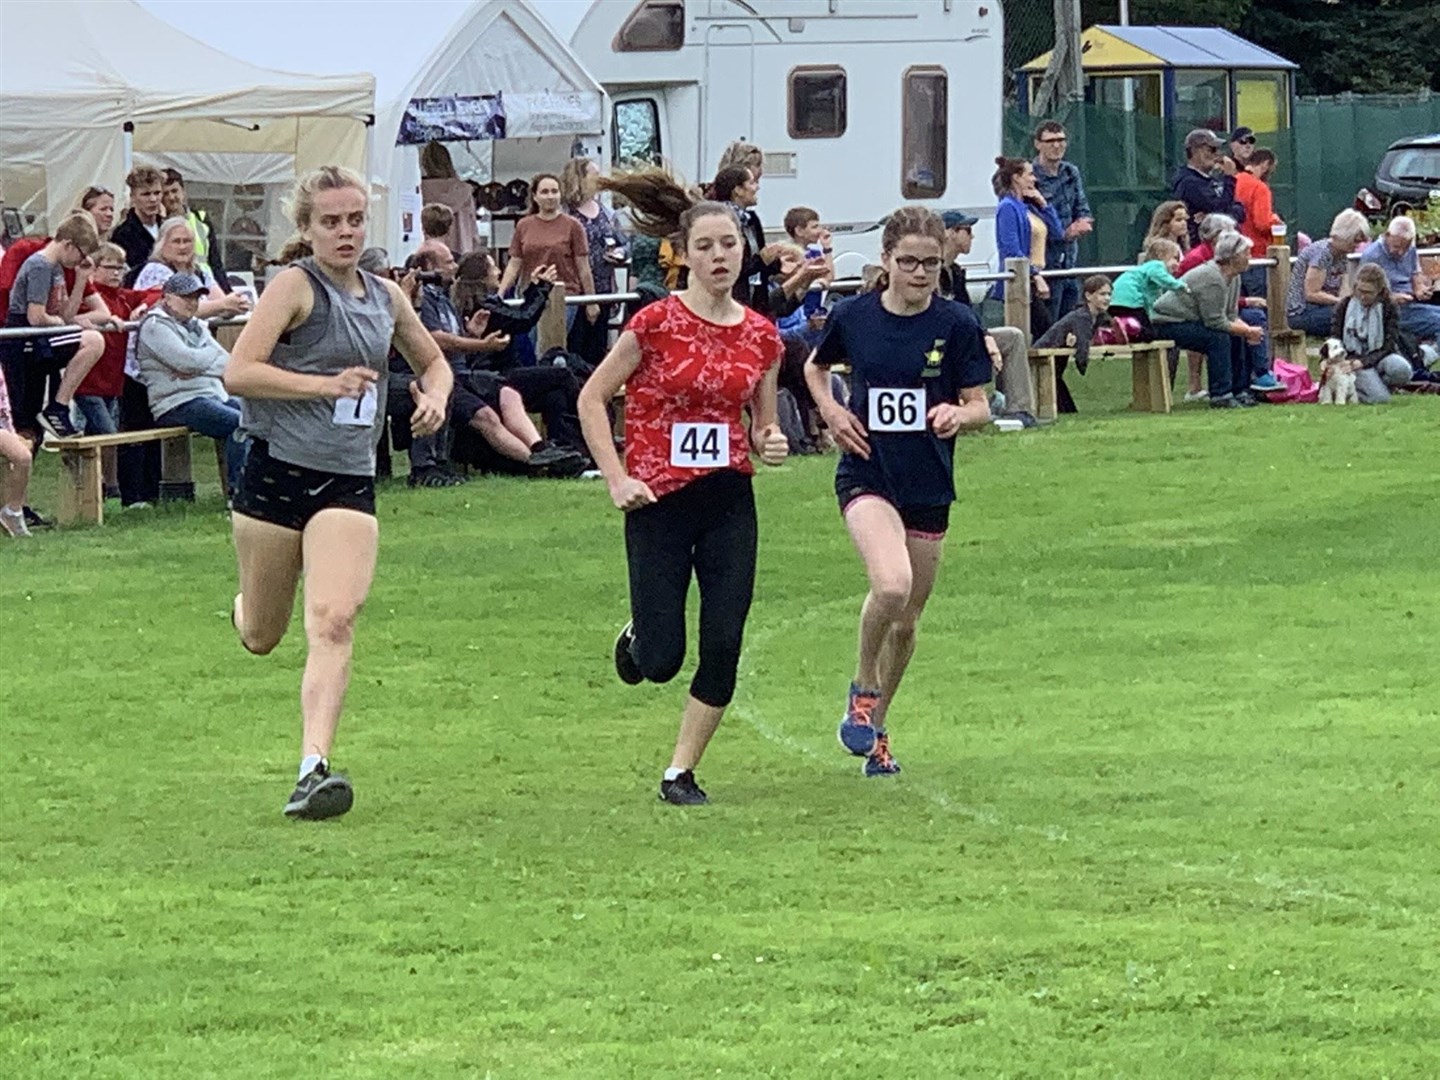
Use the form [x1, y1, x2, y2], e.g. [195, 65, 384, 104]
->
[241, 257, 395, 476]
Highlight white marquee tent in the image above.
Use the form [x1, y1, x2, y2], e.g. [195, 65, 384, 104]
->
[0, 0, 374, 239]
[371, 0, 608, 258]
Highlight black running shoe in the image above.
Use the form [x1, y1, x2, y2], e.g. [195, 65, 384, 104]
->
[659, 770, 708, 805]
[38, 404, 79, 440]
[22, 506, 54, 530]
[614, 620, 644, 685]
[283, 761, 354, 820]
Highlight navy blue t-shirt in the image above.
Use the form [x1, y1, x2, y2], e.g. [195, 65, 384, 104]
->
[814, 291, 990, 508]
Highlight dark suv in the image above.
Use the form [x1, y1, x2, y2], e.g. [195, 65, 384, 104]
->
[1373, 133, 1440, 211]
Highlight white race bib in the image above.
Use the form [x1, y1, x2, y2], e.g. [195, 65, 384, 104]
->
[867, 388, 926, 433]
[670, 423, 730, 469]
[332, 383, 378, 428]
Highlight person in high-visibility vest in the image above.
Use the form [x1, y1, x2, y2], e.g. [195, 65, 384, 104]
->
[161, 168, 228, 292]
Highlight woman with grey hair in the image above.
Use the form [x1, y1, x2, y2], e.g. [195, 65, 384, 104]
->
[1177, 213, 1237, 274]
[1153, 231, 1270, 407]
[1285, 208, 1371, 336]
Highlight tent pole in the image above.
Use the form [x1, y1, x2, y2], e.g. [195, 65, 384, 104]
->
[123, 121, 134, 174]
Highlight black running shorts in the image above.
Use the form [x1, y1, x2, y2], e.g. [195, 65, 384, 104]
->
[231, 439, 375, 532]
[836, 482, 950, 540]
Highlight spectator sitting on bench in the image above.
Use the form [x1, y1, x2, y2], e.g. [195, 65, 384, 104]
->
[413, 248, 583, 476]
[1286, 208, 1372, 338]
[1110, 237, 1187, 341]
[0, 362, 36, 537]
[0, 212, 106, 440]
[1360, 216, 1440, 345]
[1153, 232, 1269, 409]
[451, 249, 589, 456]
[135, 272, 248, 495]
[1033, 274, 1113, 414]
[1331, 263, 1414, 404]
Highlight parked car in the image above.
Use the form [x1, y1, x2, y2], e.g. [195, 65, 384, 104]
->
[1359, 133, 1440, 213]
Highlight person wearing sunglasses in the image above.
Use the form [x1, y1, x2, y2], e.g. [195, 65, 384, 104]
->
[1222, 127, 1257, 177]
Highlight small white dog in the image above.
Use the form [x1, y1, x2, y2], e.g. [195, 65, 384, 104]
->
[1317, 337, 1359, 405]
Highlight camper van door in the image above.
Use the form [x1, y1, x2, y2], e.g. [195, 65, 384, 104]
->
[703, 24, 755, 174]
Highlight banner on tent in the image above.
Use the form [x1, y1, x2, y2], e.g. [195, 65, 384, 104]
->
[397, 94, 507, 146]
[504, 90, 604, 137]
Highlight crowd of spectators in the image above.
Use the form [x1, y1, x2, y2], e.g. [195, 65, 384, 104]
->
[2, 125, 1439, 537]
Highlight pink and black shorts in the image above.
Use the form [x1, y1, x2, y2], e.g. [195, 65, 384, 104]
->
[837, 483, 949, 541]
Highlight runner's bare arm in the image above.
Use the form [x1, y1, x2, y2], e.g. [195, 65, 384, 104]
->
[223, 267, 351, 401]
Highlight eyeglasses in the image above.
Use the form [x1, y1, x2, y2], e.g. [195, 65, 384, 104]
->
[1039, 136, 1068, 144]
[1236, 136, 1256, 145]
[893, 255, 944, 273]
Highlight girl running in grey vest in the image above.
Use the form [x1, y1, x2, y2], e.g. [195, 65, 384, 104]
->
[224, 166, 452, 820]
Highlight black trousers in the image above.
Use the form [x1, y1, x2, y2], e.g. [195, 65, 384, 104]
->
[567, 302, 612, 369]
[504, 365, 584, 450]
[117, 375, 160, 506]
[623, 470, 757, 708]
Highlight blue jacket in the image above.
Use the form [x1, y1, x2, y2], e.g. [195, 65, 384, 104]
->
[990, 195, 1064, 300]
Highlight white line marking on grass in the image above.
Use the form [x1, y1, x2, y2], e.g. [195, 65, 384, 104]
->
[732, 609, 1069, 842]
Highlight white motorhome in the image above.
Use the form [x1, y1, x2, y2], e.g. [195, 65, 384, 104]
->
[569, 0, 1005, 266]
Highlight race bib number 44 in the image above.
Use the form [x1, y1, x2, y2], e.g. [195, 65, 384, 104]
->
[670, 423, 730, 469]
[332, 384, 378, 428]
[867, 388, 926, 432]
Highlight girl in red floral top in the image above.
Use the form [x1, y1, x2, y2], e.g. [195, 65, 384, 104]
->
[579, 168, 789, 806]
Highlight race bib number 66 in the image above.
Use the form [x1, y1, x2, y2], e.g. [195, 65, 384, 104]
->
[670, 423, 730, 468]
[867, 388, 926, 432]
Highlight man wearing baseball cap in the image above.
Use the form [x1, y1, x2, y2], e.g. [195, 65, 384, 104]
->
[936, 209, 1037, 423]
[1170, 128, 1245, 248]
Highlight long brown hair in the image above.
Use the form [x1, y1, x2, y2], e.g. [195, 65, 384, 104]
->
[991, 156, 1030, 198]
[598, 167, 735, 247]
[1146, 199, 1190, 252]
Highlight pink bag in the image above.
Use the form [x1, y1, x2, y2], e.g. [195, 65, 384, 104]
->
[1265, 358, 1319, 404]
[1093, 315, 1144, 347]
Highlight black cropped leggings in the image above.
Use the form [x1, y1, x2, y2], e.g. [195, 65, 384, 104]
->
[623, 469, 757, 708]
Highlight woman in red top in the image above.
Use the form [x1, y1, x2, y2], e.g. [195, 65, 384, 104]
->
[579, 168, 789, 806]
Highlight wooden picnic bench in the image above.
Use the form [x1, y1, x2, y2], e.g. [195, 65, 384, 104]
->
[1027, 339, 1176, 420]
[47, 427, 199, 527]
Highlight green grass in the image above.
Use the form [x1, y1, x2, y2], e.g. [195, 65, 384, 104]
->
[4, 362, 1439, 1078]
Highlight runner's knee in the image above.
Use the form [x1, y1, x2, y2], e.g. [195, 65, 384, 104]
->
[307, 600, 362, 647]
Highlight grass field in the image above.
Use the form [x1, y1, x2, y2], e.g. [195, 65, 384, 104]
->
[3, 363, 1439, 1078]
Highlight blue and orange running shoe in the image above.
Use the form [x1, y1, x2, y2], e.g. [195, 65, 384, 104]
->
[863, 731, 901, 777]
[838, 682, 880, 757]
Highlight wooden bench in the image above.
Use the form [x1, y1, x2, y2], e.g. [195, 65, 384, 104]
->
[47, 427, 197, 527]
[1027, 339, 1176, 420]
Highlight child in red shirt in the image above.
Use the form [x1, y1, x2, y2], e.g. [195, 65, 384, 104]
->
[579, 171, 789, 806]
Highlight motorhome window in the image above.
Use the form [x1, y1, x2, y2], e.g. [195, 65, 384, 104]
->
[615, 99, 663, 165]
[615, 0, 684, 52]
[902, 68, 947, 199]
[789, 67, 847, 139]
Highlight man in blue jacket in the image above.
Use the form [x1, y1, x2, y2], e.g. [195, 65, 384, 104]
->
[1171, 129, 1245, 248]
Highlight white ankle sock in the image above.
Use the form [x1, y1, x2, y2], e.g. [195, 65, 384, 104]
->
[663, 767, 685, 781]
[299, 754, 324, 781]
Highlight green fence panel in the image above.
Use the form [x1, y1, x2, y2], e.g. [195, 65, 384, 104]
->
[1006, 92, 1437, 266]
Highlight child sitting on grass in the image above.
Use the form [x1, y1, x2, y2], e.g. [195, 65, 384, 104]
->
[1108, 237, 1187, 340]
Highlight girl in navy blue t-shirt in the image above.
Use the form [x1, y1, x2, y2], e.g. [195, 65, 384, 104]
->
[804, 207, 992, 777]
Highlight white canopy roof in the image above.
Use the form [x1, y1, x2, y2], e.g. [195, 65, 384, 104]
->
[373, 0, 607, 254]
[0, 0, 374, 225]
